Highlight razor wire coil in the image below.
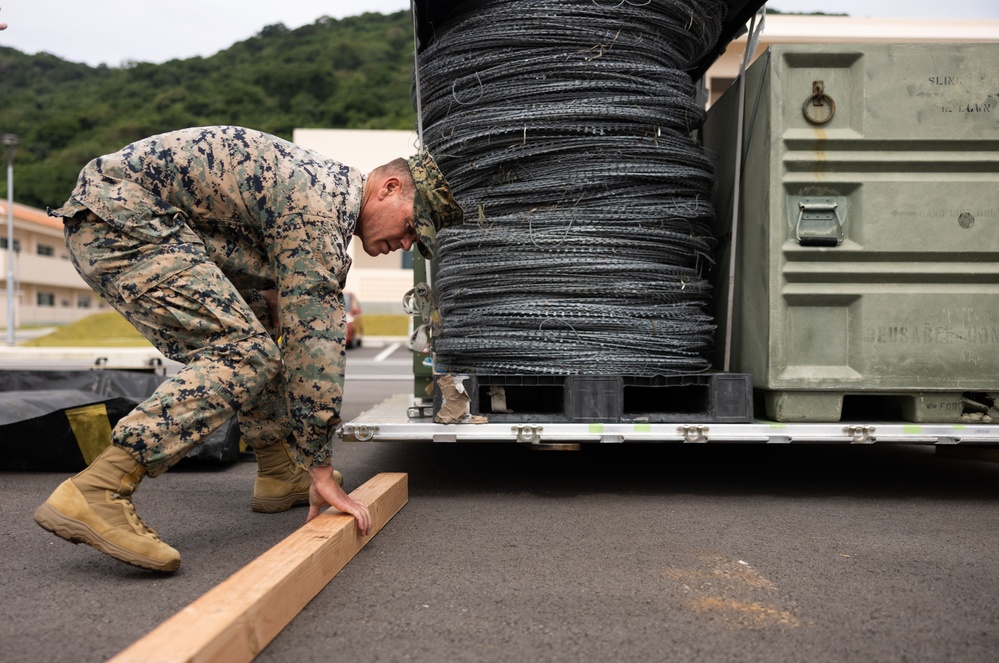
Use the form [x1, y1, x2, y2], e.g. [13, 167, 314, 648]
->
[417, 0, 727, 376]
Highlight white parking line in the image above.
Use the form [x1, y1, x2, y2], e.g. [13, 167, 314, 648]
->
[373, 342, 402, 362]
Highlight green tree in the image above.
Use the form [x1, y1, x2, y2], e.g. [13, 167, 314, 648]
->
[0, 10, 416, 208]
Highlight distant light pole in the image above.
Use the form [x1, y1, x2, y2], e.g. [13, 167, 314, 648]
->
[4, 133, 18, 346]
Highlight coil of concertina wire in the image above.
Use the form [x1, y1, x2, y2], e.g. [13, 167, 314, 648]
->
[417, 0, 728, 376]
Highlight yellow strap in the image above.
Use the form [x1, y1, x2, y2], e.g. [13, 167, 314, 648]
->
[65, 403, 112, 465]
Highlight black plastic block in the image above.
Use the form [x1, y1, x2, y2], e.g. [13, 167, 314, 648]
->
[432, 372, 754, 424]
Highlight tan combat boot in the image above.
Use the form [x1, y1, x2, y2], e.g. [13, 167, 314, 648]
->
[33, 445, 180, 573]
[251, 441, 341, 513]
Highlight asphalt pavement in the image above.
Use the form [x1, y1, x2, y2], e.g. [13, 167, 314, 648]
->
[2, 344, 998, 662]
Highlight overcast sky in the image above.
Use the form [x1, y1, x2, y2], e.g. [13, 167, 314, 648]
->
[1, 0, 997, 67]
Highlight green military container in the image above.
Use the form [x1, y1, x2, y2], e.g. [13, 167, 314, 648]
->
[703, 43, 999, 422]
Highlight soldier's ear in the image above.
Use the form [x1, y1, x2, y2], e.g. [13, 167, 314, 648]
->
[383, 176, 403, 196]
[374, 177, 395, 202]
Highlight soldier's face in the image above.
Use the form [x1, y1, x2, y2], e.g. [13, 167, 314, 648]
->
[357, 187, 418, 257]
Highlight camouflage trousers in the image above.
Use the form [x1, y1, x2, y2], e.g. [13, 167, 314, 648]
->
[65, 212, 291, 477]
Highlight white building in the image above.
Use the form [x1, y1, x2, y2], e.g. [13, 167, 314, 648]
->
[0, 201, 109, 328]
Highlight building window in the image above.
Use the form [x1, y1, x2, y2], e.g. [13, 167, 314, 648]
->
[0, 238, 20, 251]
[37, 292, 55, 307]
[37, 245, 55, 257]
[78, 295, 92, 308]
[402, 250, 414, 270]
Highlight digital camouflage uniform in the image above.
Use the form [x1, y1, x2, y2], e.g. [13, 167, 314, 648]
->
[52, 126, 364, 475]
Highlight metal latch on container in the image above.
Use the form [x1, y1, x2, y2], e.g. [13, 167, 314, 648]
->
[795, 198, 844, 247]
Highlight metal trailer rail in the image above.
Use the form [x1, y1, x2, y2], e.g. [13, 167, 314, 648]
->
[341, 394, 999, 447]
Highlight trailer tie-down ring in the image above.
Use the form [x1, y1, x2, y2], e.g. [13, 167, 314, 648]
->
[512, 425, 543, 444]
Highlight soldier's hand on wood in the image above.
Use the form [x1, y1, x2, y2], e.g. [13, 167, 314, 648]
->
[306, 466, 372, 536]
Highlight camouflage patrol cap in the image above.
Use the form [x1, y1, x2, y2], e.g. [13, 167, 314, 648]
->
[407, 149, 463, 260]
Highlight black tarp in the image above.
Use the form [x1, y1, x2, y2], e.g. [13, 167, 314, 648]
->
[0, 370, 240, 471]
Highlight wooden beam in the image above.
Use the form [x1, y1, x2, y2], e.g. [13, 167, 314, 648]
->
[110, 472, 408, 663]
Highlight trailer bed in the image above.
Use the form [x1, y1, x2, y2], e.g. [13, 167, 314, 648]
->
[341, 394, 999, 447]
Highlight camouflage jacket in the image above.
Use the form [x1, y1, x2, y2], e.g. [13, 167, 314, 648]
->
[54, 126, 366, 468]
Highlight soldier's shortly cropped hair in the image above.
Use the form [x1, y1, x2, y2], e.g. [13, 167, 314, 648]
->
[372, 158, 415, 194]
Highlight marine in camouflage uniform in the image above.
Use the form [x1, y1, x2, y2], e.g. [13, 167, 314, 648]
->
[33, 126, 462, 572]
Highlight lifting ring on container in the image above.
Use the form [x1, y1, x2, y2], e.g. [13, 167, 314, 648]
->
[803, 80, 836, 125]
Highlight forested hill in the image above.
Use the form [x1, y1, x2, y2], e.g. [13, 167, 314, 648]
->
[0, 10, 415, 209]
